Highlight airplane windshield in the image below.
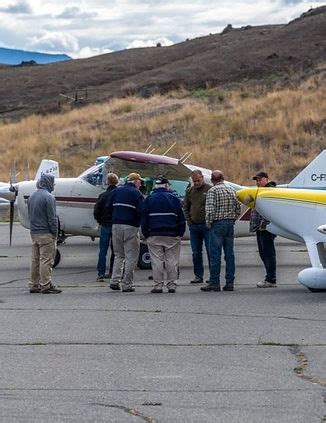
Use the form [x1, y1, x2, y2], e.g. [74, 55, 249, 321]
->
[80, 164, 105, 187]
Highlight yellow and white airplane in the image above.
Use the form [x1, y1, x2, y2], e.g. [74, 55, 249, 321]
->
[237, 150, 326, 292]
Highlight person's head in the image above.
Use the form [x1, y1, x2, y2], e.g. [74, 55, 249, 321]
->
[106, 172, 119, 186]
[191, 169, 204, 189]
[154, 176, 170, 190]
[252, 171, 269, 187]
[211, 170, 224, 185]
[36, 173, 55, 193]
[126, 172, 144, 189]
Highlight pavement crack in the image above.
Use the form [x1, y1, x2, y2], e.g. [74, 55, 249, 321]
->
[91, 403, 159, 422]
[290, 346, 326, 387]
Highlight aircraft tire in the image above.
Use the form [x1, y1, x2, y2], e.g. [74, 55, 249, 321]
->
[138, 242, 152, 270]
[53, 249, 61, 268]
[308, 287, 326, 293]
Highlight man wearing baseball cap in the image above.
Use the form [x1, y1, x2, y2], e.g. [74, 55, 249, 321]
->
[250, 171, 277, 288]
[106, 172, 144, 292]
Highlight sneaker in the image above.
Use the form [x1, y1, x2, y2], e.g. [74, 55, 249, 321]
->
[200, 284, 221, 292]
[168, 288, 176, 293]
[29, 287, 41, 293]
[97, 275, 105, 281]
[110, 284, 121, 291]
[104, 273, 112, 279]
[257, 280, 277, 288]
[190, 276, 203, 284]
[122, 287, 135, 292]
[222, 285, 234, 291]
[151, 288, 163, 293]
[41, 286, 62, 294]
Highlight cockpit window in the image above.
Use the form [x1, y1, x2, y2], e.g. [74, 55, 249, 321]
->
[80, 164, 104, 187]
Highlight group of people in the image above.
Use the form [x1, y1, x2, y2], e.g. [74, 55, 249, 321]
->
[27, 169, 277, 294]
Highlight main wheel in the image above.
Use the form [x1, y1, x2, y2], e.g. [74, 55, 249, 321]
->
[53, 248, 61, 268]
[138, 243, 152, 270]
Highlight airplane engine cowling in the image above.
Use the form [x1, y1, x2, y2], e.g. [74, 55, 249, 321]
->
[298, 267, 326, 290]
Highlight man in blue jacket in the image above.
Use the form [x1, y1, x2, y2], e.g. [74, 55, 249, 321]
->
[141, 177, 186, 293]
[108, 173, 144, 292]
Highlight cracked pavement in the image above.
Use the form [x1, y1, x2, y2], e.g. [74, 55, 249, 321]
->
[0, 223, 325, 422]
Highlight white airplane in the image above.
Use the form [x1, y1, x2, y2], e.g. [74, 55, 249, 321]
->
[0, 160, 60, 245]
[236, 150, 326, 293]
[0, 151, 249, 269]
[0, 150, 323, 270]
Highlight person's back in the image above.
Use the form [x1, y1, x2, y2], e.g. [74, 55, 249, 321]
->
[110, 182, 144, 227]
[142, 188, 185, 238]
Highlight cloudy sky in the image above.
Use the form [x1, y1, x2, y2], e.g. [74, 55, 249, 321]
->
[0, 0, 324, 58]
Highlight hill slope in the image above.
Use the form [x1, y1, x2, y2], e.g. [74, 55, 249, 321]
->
[0, 6, 325, 120]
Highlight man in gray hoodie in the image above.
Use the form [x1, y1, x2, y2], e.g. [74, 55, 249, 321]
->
[27, 173, 62, 294]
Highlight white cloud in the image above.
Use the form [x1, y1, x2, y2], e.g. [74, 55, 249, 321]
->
[0, 0, 324, 57]
[127, 37, 174, 49]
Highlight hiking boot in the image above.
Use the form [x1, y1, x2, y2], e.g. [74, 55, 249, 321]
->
[190, 276, 203, 284]
[223, 285, 234, 292]
[97, 275, 105, 281]
[151, 288, 163, 293]
[41, 286, 62, 294]
[122, 287, 135, 292]
[200, 284, 221, 292]
[29, 286, 41, 293]
[168, 288, 176, 293]
[110, 284, 121, 291]
[257, 280, 277, 288]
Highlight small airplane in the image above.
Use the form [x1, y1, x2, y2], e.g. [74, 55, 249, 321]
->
[0, 151, 248, 269]
[0, 150, 323, 270]
[236, 150, 326, 292]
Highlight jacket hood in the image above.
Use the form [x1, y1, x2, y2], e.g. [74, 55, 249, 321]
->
[36, 174, 55, 192]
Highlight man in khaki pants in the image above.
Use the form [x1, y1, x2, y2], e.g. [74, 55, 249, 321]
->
[141, 177, 186, 293]
[27, 173, 61, 294]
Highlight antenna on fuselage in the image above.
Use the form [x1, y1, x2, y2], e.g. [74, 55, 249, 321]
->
[181, 152, 192, 163]
[162, 142, 176, 156]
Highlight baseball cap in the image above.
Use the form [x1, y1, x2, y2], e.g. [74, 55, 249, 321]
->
[155, 176, 170, 185]
[252, 171, 268, 180]
[127, 172, 144, 181]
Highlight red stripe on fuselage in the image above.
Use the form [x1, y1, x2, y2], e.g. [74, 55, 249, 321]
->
[24, 195, 97, 203]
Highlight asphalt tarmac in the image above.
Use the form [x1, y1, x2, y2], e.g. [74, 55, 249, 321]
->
[0, 223, 325, 422]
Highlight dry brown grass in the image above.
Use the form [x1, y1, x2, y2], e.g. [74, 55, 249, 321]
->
[0, 73, 325, 185]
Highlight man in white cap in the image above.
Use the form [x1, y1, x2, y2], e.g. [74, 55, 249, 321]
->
[107, 173, 144, 292]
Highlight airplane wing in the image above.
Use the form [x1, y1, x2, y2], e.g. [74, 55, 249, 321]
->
[105, 151, 192, 180]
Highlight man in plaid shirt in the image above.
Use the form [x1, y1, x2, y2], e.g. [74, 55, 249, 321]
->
[201, 170, 241, 292]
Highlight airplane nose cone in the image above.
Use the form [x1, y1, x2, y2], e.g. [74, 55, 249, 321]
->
[236, 187, 258, 209]
[0, 186, 16, 202]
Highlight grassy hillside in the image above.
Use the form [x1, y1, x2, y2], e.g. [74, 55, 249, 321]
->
[0, 69, 325, 185]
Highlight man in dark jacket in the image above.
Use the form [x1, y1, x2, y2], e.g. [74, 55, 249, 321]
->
[250, 171, 277, 288]
[183, 169, 211, 283]
[141, 177, 186, 293]
[93, 173, 119, 280]
[107, 173, 144, 292]
[27, 173, 61, 294]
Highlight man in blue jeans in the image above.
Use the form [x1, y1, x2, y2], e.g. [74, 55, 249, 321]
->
[201, 170, 241, 292]
[183, 170, 211, 283]
[93, 173, 119, 280]
[250, 171, 277, 288]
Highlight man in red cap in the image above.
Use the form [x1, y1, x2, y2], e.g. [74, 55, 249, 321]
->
[250, 171, 277, 288]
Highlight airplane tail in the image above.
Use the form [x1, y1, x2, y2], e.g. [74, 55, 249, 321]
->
[34, 160, 60, 180]
[287, 150, 326, 189]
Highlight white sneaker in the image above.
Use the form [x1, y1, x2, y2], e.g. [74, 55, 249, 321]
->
[257, 280, 277, 288]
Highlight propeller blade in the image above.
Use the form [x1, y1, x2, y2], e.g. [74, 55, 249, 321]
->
[9, 201, 14, 246]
